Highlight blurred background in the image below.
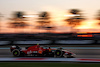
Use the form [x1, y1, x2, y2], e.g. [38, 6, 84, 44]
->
[0, 0, 100, 45]
[1, 0, 100, 63]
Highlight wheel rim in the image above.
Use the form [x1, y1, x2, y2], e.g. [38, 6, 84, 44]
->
[55, 50, 62, 57]
[14, 51, 18, 55]
[57, 52, 59, 55]
[12, 49, 20, 57]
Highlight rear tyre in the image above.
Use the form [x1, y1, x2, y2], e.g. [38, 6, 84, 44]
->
[12, 49, 20, 57]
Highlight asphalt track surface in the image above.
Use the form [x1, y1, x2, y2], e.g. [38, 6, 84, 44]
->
[1, 48, 100, 58]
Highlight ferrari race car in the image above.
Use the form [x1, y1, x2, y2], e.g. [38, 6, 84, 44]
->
[10, 45, 76, 58]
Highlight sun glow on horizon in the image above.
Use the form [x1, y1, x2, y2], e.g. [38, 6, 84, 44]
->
[75, 20, 100, 29]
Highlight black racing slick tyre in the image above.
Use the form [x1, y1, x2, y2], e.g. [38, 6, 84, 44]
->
[12, 49, 21, 57]
[54, 50, 62, 58]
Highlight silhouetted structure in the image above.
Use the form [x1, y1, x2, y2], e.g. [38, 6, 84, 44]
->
[9, 11, 27, 28]
[37, 11, 51, 28]
[65, 9, 85, 27]
[36, 11, 55, 33]
[96, 10, 100, 25]
[0, 13, 3, 30]
[14, 12, 24, 19]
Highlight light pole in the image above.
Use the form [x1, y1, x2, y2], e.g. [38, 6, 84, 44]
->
[0, 13, 3, 32]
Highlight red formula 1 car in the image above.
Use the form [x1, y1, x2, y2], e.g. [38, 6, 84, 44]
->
[10, 45, 76, 58]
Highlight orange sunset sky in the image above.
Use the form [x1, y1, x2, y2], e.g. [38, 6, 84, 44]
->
[0, 0, 100, 33]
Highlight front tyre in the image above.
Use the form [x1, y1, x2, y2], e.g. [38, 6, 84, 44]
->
[12, 49, 20, 57]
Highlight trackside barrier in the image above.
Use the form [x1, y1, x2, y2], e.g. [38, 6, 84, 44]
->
[0, 40, 100, 45]
[0, 58, 100, 62]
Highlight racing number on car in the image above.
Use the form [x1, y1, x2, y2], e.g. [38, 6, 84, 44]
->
[38, 49, 43, 54]
[33, 51, 38, 53]
[27, 50, 32, 54]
